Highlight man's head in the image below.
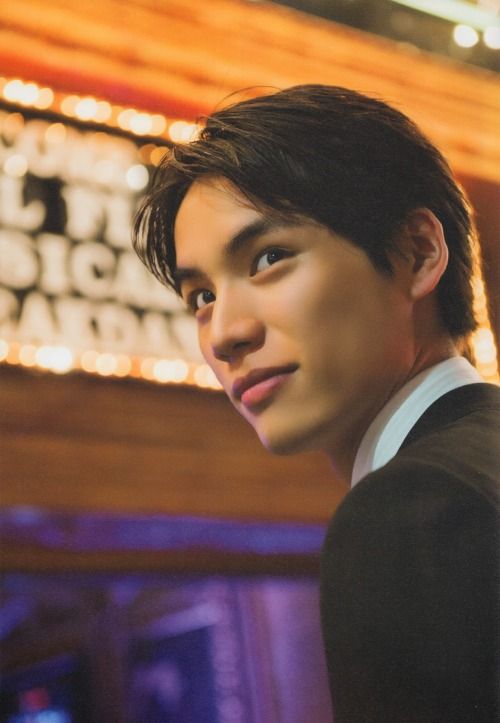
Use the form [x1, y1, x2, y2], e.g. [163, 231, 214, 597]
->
[134, 85, 478, 473]
[135, 84, 476, 338]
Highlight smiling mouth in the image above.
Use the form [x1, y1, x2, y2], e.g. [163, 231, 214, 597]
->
[232, 365, 298, 408]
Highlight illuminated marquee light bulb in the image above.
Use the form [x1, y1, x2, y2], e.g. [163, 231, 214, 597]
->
[473, 327, 497, 364]
[153, 358, 189, 383]
[19, 344, 37, 367]
[95, 352, 118, 376]
[75, 96, 99, 121]
[60, 95, 79, 117]
[117, 108, 136, 131]
[3, 79, 24, 103]
[80, 350, 99, 373]
[0, 339, 9, 361]
[129, 112, 153, 135]
[140, 357, 157, 380]
[168, 121, 200, 143]
[151, 115, 167, 135]
[95, 101, 112, 122]
[453, 24, 480, 47]
[150, 146, 169, 166]
[483, 25, 500, 49]
[35, 345, 74, 374]
[20, 83, 40, 106]
[34, 87, 54, 110]
[126, 164, 149, 191]
[194, 364, 222, 389]
[114, 354, 132, 377]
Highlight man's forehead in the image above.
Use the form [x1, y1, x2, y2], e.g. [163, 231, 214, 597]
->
[177, 177, 255, 222]
[174, 177, 317, 252]
[173, 179, 263, 284]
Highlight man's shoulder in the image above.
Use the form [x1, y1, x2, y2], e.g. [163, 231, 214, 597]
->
[322, 435, 499, 576]
[325, 382, 500, 546]
[353, 382, 500, 505]
[401, 381, 500, 449]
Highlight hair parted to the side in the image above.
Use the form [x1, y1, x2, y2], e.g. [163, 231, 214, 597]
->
[133, 84, 478, 338]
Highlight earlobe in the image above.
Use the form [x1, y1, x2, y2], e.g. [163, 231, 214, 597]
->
[403, 208, 449, 301]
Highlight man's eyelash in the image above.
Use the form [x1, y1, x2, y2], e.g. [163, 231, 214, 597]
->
[185, 288, 215, 314]
[251, 246, 293, 275]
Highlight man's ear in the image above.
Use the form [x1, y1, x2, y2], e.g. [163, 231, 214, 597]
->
[399, 208, 449, 301]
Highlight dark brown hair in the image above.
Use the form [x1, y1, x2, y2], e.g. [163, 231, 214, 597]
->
[133, 84, 477, 337]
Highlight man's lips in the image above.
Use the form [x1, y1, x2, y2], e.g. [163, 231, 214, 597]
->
[232, 364, 298, 405]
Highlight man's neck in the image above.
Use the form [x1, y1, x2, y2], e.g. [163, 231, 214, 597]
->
[350, 355, 482, 487]
[327, 343, 460, 485]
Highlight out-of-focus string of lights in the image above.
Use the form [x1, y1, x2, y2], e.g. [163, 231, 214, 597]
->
[390, 0, 500, 50]
[0, 76, 201, 143]
[0, 339, 221, 389]
[390, 0, 499, 33]
[0, 74, 498, 385]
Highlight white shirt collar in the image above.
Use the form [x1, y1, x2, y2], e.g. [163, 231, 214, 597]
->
[351, 357, 483, 488]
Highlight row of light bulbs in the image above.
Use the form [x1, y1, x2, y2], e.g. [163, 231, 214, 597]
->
[1, 329, 497, 385]
[0, 76, 201, 143]
[453, 23, 500, 49]
[0, 339, 222, 390]
[0, 74, 498, 386]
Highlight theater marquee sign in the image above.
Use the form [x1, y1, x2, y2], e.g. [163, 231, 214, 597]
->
[0, 109, 203, 377]
[0, 86, 497, 386]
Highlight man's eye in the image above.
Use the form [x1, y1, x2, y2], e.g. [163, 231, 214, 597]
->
[252, 248, 290, 275]
[189, 289, 215, 313]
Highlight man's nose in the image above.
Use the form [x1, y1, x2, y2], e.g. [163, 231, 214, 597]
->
[209, 291, 265, 362]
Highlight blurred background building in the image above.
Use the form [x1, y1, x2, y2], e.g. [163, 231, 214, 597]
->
[0, 1, 499, 721]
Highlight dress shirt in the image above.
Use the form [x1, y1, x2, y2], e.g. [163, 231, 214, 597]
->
[351, 356, 483, 487]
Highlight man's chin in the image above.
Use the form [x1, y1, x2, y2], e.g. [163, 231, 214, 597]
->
[257, 427, 314, 456]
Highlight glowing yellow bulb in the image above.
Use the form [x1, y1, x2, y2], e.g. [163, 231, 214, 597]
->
[2, 79, 39, 106]
[483, 26, 500, 50]
[153, 358, 189, 383]
[140, 357, 157, 380]
[34, 87, 54, 110]
[95, 353, 117, 376]
[129, 113, 153, 135]
[80, 350, 99, 373]
[453, 24, 479, 48]
[19, 344, 37, 366]
[0, 339, 9, 361]
[3, 79, 24, 102]
[126, 164, 149, 191]
[151, 115, 167, 135]
[117, 108, 136, 130]
[75, 97, 99, 121]
[95, 101, 112, 122]
[60, 95, 79, 116]
[150, 146, 168, 166]
[114, 354, 132, 377]
[168, 121, 199, 143]
[194, 364, 221, 389]
[35, 345, 74, 373]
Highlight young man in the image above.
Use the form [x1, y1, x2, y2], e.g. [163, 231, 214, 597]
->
[134, 85, 499, 722]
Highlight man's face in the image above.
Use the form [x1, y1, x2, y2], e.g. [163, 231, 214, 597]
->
[174, 178, 416, 463]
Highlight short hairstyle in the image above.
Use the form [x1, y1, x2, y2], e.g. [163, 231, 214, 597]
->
[133, 84, 477, 338]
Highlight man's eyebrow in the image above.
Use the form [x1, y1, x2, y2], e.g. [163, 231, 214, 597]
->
[173, 217, 299, 288]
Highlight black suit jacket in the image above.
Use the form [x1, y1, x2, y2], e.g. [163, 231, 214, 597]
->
[321, 383, 500, 723]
